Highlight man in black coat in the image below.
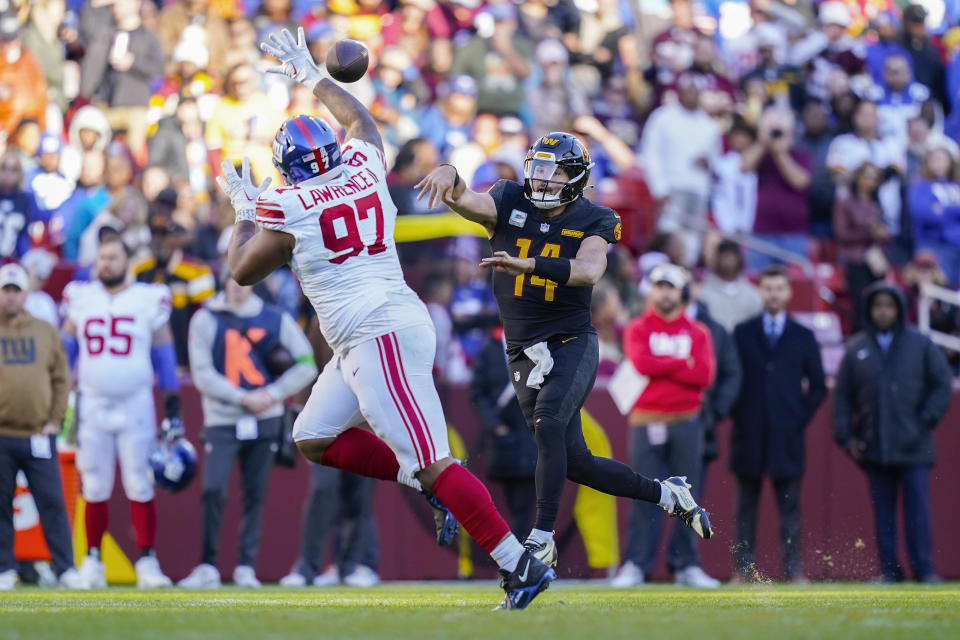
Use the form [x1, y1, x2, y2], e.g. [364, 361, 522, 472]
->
[470, 328, 538, 537]
[833, 282, 951, 583]
[731, 266, 826, 581]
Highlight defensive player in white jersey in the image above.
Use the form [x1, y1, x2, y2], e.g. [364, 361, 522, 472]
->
[215, 27, 554, 609]
[61, 237, 181, 588]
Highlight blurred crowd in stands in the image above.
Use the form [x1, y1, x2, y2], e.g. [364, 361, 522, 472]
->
[1, 0, 960, 376]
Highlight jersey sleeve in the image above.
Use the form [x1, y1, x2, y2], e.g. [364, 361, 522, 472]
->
[61, 281, 81, 325]
[585, 205, 622, 245]
[487, 179, 524, 237]
[342, 138, 387, 180]
[147, 284, 173, 331]
[255, 188, 288, 231]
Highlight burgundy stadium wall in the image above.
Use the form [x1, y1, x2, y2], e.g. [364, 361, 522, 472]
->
[116, 385, 960, 583]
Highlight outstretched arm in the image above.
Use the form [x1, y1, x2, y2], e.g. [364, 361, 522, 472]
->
[480, 235, 609, 287]
[313, 79, 382, 152]
[216, 158, 293, 285]
[261, 27, 382, 152]
[415, 164, 498, 231]
[227, 222, 295, 286]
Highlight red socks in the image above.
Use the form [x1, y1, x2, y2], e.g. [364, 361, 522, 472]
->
[320, 427, 401, 481]
[320, 429, 512, 555]
[130, 500, 157, 549]
[430, 463, 511, 554]
[84, 500, 109, 551]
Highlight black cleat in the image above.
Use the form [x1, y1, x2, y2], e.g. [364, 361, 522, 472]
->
[495, 550, 556, 610]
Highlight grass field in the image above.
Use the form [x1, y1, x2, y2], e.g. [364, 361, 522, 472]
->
[2, 582, 958, 640]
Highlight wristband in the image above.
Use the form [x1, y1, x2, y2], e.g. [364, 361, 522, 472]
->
[164, 394, 182, 420]
[438, 163, 460, 190]
[532, 256, 571, 284]
[61, 332, 79, 369]
[235, 208, 256, 223]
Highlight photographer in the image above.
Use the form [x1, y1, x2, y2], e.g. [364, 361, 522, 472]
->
[740, 107, 813, 270]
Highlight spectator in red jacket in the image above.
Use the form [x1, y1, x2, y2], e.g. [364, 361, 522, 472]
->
[612, 263, 717, 589]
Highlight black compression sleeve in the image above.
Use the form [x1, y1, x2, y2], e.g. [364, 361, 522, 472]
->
[532, 256, 571, 284]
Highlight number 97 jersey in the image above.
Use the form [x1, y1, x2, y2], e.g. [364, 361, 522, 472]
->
[62, 281, 172, 398]
[255, 139, 429, 355]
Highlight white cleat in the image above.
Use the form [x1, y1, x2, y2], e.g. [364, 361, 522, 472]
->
[177, 563, 221, 589]
[662, 476, 714, 540]
[610, 561, 645, 588]
[279, 571, 307, 587]
[342, 565, 379, 588]
[36, 562, 57, 587]
[232, 565, 261, 588]
[675, 566, 721, 589]
[78, 555, 107, 589]
[0, 568, 18, 590]
[58, 567, 91, 590]
[312, 566, 340, 587]
[134, 555, 172, 588]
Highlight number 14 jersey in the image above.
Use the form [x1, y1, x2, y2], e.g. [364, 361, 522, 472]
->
[486, 179, 621, 350]
[255, 139, 430, 356]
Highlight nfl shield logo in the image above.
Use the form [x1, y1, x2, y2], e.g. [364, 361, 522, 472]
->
[540, 223, 550, 233]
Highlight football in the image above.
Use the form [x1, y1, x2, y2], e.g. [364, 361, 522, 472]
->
[266, 345, 295, 376]
[326, 39, 369, 83]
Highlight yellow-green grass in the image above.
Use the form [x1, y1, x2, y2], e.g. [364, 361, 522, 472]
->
[1, 582, 958, 640]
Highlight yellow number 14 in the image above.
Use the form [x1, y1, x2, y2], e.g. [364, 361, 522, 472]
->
[513, 238, 561, 302]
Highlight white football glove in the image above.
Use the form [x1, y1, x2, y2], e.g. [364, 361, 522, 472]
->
[215, 158, 271, 222]
[260, 26, 327, 88]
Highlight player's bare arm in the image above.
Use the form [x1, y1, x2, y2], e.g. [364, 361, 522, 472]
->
[216, 158, 293, 285]
[480, 235, 608, 286]
[227, 223, 294, 286]
[260, 27, 383, 152]
[415, 165, 498, 231]
[313, 78, 383, 152]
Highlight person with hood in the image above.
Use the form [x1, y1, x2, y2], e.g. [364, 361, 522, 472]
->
[833, 282, 952, 583]
[60, 105, 112, 184]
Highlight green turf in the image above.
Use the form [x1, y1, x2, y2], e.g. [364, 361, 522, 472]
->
[1, 583, 958, 640]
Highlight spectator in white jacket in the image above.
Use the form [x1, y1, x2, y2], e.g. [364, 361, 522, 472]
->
[640, 72, 722, 266]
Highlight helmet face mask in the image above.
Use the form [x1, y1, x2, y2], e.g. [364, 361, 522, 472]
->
[273, 115, 344, 186]
[522, 132, 593, 210]
[524, 158, 570, 209]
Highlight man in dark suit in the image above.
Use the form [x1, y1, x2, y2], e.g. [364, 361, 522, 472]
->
[731, 265, 826, 582]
